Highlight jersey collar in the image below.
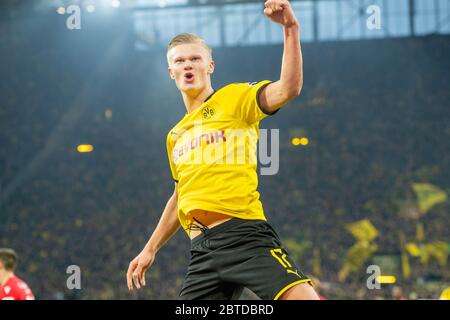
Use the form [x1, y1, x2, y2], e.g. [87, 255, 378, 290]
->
[184, 89, 217, 116]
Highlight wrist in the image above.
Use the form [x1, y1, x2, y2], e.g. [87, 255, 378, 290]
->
[144, 242, 159, 254]
[284, 21, 299, 31]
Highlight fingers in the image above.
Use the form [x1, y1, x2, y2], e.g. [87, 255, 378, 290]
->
[264, 0, 286, 15]
[127, 261, 136, 290]
[264, 7, 273, 16]
[133, 270, 141, 289]
[127, 255, 151, 291]
[140, 269, 146, 287]
[132, 263, 147, 289]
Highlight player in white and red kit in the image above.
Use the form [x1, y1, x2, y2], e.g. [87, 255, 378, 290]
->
[0, 248, 35, 300]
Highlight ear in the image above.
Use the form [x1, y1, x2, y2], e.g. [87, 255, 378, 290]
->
[168, 67, 175, 80]
[208, 59, 215, 75]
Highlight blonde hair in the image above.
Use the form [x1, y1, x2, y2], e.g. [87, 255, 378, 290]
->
[167, 33, 212, 62]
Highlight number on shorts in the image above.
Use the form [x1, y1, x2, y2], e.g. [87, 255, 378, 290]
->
[270, 248, 302, 278]
[270, 248, 292, 268]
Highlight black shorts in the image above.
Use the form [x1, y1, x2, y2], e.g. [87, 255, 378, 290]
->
[179, 218, 312, 300]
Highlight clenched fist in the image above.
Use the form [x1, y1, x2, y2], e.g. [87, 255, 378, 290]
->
[264, 0, 298, 28]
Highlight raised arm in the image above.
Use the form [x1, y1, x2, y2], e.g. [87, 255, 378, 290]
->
[259, 0, 303, 114]
[126, 182, 180, 290]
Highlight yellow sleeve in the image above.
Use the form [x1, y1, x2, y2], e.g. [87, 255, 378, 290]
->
[166, 132, 178, 182]
[233, 80, 278, 124]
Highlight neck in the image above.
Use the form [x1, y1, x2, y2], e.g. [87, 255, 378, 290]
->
[182, 85, 214, 114]
[0, 271, 14, 286]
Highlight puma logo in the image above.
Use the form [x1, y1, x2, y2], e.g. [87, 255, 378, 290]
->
[287, 269, 301, 278]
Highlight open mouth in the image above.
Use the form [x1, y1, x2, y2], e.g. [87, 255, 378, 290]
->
[184, 72, 194, 82]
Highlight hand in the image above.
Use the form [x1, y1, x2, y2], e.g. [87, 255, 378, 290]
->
[264, 0, 298, 28]
[126, 250, 155, 290]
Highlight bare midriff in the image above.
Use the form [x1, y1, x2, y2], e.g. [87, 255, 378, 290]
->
[187, 209, 233, 240]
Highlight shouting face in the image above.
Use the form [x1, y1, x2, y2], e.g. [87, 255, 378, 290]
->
[167, 42, 215, 95]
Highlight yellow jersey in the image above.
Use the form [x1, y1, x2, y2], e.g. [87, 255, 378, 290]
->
[166, 80, 278, 235]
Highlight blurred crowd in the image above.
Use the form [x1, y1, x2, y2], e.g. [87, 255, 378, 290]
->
[0, 14, 449, 299]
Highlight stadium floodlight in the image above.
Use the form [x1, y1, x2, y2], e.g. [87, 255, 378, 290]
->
[158, 0, 168, 8]
[111, 0, 121, 8]
[77, 144, 94, 153]
[300, 137, 309, 146]
[86, 4, 95, 12]
[376, 275, 397, 285]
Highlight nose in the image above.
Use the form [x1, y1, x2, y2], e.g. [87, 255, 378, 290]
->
[184, 62, 193, 70]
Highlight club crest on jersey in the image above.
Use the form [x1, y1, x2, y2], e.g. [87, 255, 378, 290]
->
[202, 105, 215, 120]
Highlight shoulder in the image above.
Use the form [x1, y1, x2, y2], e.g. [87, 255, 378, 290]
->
[210, 83, 240, 98]
[224, 81, 271, 95]
[6, 275, 20, 287]
[10, 276, 27, 290]
[13, 276, 34, 299]
[220, 82, 256, 92]
[212, 82, 266, 101]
